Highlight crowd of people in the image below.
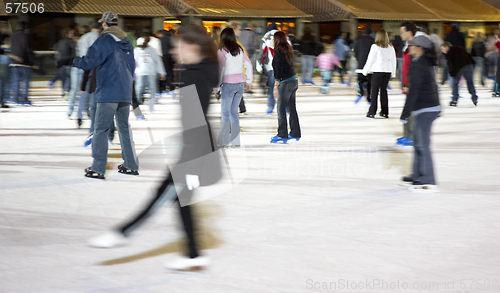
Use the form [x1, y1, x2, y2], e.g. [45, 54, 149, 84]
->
[1, 14, 500, 269]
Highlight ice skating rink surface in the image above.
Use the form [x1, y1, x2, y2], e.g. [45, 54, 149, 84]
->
[1, 80, 499, 293]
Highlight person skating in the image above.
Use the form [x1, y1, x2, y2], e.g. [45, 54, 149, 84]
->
[400, 36, 440, 193]
[73, 11, 138, 179]
[271, 31, 300, 144]
[362, 29, 396, 119]
[441, 42, 478, 107]
[87, 25, 221, 271]
[354, 27, 374, 104]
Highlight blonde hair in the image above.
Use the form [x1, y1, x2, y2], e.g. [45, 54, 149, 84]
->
[227, 21, 241, 31]
[374, 29, 391, 48]
[474, 32, 485, 42]
[324, 44, 334, 53]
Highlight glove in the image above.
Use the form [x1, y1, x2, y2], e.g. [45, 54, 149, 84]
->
[186, 174, 200, 190]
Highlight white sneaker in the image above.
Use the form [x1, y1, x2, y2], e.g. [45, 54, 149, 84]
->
[87, 231, 128, 248]
[165, 255, 209, 271]
[408, 184, 439, 193]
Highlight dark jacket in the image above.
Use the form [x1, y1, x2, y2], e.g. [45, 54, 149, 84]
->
[10, 31, 35, 66]
[445, 46, 475, 78]
[299, 38, 316, 56]
[272, 50, 295, 81]
[392, 35, 404, 58]
[73, 27, 135, 104]
[174, 58, 221, 190]
[55, 37, 76, 67]
[354, 35, 374, 69]
[445, 31, 466, 48]
[159, 30, 173, 63]
[400, 55, 440, 120]
[471, 41, 486, 58]
[81, 70, 96, 93]
[239, 28, 258, 56]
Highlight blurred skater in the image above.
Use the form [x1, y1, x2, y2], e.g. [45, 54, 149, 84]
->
[315, 44, 340, 94]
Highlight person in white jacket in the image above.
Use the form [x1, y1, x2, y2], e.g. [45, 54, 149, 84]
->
[362, 29, 397, 118]
[134, 36, 166, 112]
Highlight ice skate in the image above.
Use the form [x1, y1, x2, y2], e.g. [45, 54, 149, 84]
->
[84, 167, 104, 180]
[165, 255, 209, 271]
[87, 231, 128, 248]
[399, 176, 414, 186]
[270, 135, 288, 144]
[288, 134, 300, 141]
[118, 164, 139, 175]
[408, 184, 439, 193]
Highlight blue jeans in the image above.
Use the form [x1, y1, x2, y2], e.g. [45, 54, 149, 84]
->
[452, 64, 477, 103]
[472, 57, 485, 85]
[412, 111, 439, 185]
[277, 79, 300, 138]
[320, 70, 333, 93]
[136, 75, 157, 112]
[218, 83, 244, 146]
[67, 67, 84, 115]
[0, 64, 9, 105]
[10, 66, 31, 103]
[77, 77, 90, 120]
[397, 57, 403, 84]
[301, 55, 314, 83]
[88, 93, 115, 138]
[92, 102, 137, 174]
[263, 68, 275, 112]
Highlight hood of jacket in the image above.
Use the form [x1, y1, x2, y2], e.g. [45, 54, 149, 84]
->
[101, 26, 127, 40]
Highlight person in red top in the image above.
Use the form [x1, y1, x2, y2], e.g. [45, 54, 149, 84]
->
[397, 22, 417, 147]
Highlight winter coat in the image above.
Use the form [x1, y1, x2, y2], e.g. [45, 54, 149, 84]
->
[333, 37, 349, 61]
[315, 52, 341, 70]
[55, 37, 76, 67]
[361, 44, 397, 77]
[10, 31, 35, 66]
[173, 59, 221, 194]
[400, 55, 440, 120]
[471, 41, 486, 58]
[239, 29, 258, 56]
[134, 46, 166, 77]
[445, 46, 475, 78]
[354, 35, 374, 69]
[73, 26, 135, 104]
[299, 38, 316, 56]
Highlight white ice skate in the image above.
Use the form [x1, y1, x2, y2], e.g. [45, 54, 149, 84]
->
[165, 255, 209, 271]
[87, 231, 128, 248]
[408, 184, 439, 193]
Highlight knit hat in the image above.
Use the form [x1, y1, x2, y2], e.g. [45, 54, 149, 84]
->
[98, 11, 118, 25]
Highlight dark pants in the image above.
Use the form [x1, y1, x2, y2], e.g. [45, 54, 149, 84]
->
[497, 57, 500, 87]
[368, 72, 391, 116]
[164, 58, 175, 92]
[452, 64, 477, 103]
[356, 73, 372, 102]
[411, 111, 439, 185]
[10, 66, 31, 103]
[338, 60, 347, 82]
[118, 172, 199, 258]
[239, 96, 246, 113]
[277, 79, 300, 138]
[441, 56, 449, 85]
[403, 115, 415, 139]
[0, 64, 9, 105]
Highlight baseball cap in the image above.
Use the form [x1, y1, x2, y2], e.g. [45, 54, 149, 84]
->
[98, 11, 118, 24]
[408, 35, 432, 48]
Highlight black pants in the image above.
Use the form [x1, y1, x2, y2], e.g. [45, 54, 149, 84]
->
[118, 172, 199, 258]
[277, 79, 300, 138]
[368, 72, 391, 116]
[338, 60, 347, 82]
[497, 57, 500, 88]
[357, 73, 372, 102]
[239, 96, 246, 113]
[164, 58, 175, 92]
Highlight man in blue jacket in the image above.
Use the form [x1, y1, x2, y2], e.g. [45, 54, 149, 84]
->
[73, 11, 138, 179]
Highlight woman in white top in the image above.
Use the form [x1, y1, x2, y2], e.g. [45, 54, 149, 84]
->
[134, 36, 166, 112]
[362, 29, 396, 118]
[215, 28, 253, 147]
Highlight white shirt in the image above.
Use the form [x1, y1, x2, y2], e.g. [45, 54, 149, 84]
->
[76, 31, 99, 57]
[362, 44, 397, 77]
[134, 46, 166, 77]
[137, 36, 162, 57]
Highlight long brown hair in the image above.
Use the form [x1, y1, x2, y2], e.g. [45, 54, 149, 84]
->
[374, 29, 391, 48]
[219, 27, 243, 57]
[138, 35, 150, 49]
[177, 25, 217, 62]
[274, 31, 293, 60]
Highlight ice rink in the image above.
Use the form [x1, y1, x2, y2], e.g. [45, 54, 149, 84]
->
[1, 79, 499, 293]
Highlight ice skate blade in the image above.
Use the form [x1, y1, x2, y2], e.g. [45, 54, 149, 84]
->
[399, 182, 413, 187]
[408, 185, 439, 193]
